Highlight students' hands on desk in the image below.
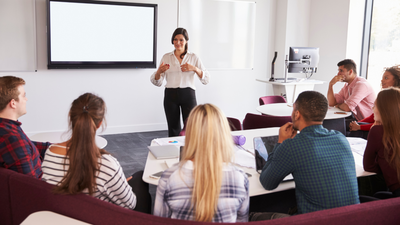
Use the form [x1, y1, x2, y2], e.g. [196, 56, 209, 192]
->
[278, 122, 297, 143]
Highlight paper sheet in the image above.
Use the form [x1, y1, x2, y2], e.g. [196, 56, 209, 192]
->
[233, 145, 256, 169]
[347, 137, 367, 156]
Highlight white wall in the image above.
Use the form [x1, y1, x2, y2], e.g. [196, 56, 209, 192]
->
[273, 0, 352, 94]
[0, 0, 277, 135]
[308, 0, 351, 94]
[0, 0, 359, 136]
[346, 0, 366, 69]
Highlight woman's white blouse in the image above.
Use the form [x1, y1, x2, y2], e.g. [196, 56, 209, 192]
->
[150, 51, 210, 89]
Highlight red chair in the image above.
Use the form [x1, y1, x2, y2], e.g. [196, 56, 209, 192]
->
[259, 95, 286, 106]
[242, 113, 291, 130]
[227, 117, 242, 131]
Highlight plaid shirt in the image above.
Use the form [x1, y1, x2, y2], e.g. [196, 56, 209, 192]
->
[260, 125, 360, 214]
[154, 160, 249, 222]
[0, 118, 50, 179]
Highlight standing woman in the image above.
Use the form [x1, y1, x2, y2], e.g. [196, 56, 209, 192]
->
[363, 87, 400, 198]
[150, 28, 210, 137]
[153, 104, 249, 222]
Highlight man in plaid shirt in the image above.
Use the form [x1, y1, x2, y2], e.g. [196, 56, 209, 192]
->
[0, 76, 50, 179]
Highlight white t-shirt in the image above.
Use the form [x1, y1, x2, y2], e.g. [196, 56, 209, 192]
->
[150, 51, 210, 89]
[41, 146, 136, 210]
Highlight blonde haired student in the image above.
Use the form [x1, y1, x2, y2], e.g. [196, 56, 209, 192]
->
[153, 104, 249, 222]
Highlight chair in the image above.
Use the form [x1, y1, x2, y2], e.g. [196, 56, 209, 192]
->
[259, 95, 287, 106]
[179, 123, 187, 136]
[227, 117, 242, 131]
[242, 113, 291, 130]
[179, 117, 242, 135]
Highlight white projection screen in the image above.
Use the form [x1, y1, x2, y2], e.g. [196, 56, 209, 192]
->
[179, 0, 256, 70]
[47, 0, 157, 69]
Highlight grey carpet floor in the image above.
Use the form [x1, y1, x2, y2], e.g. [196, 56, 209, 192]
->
[101, 130, 169, 210]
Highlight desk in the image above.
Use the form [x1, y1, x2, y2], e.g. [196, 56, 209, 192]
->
[20, 211, 90, 225]
[142, 128, 374, 197]
[257, 103, 351, 135]
[256, 103, 352, 120]
[256, 79, 324, 103]
[29, 131, 108, 149]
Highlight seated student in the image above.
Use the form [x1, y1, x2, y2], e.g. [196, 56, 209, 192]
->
[41, 93, 151, 213]
[153, 104, 249, 222]
[253, 91, 359, 220]
[364, 87, 400, 199]
[0, 76, 50, 178]
[327, 59, 375, 121]
[349, 65, 400, 138]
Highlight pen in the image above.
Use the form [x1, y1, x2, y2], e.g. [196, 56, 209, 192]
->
[334, 112, 347, 114]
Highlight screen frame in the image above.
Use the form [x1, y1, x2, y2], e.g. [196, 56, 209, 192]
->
[46, 0, 158, 69]
[288, 47, 319, 73]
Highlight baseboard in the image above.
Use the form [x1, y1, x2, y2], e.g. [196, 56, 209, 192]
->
[25, 123, 168, 137]
[99, 123, 168, 135]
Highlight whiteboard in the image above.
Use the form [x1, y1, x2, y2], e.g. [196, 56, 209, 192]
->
[0, 0, 36, 72]
[179, 0, 256, 70]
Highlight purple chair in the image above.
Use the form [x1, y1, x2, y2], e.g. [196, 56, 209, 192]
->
[178, 124, 186, 136]
[242, 113, 292, 130]
[227, 117, 242, 131]
[259, 95, 287, 106]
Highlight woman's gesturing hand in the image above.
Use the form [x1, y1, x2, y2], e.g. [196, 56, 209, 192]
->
[158, 62, 170, 74]
[155, 62, 170, 80]
[181, 63, 195, 72]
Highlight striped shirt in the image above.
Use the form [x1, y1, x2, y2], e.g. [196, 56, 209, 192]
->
[153, 160, 249, 222]
[260, 125, 360, 214]
[41, 146, 136, 210]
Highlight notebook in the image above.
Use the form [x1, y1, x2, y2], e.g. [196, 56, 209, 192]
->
[147, 145, 180, 159]
[253, 135, 293, 181]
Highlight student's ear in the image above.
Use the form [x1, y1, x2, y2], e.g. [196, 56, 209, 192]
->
[294, 110, 301, 121]
[96, 121, 103, 129]
[9, 99, 17, 109]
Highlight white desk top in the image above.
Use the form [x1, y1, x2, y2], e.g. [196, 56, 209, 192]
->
[29, 131, 107, 149]
[256, 103, 352, 120]
[21, 211, 90, 225]
[142, 127, 373, 197]
[256, 79, 324, 86]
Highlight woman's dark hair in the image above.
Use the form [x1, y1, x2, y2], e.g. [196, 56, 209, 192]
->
[384, 65, 400, 88]
[171, 28, 189, 59]
[54, 93, 109, 195]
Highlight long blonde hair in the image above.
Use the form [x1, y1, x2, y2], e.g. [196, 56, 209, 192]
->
[376, 87, 400, 182]
[181, 104, 233, 222]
